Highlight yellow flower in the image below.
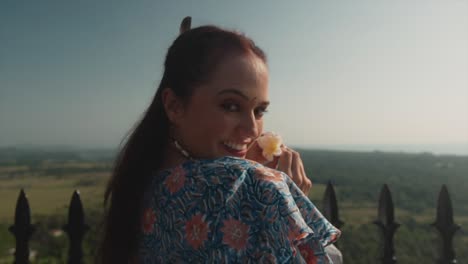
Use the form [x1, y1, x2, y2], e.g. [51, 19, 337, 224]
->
[257, 132, 283, 162]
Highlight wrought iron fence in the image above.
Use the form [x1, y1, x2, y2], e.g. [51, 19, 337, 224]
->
[7, 183, 460, 263]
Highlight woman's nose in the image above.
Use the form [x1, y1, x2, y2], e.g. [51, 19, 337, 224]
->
[240, 112, 259, 138]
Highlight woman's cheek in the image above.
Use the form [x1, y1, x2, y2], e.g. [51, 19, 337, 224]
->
[220, 114, 241, 129]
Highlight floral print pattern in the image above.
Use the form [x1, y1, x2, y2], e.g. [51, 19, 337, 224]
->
[142, 208, 156, 234]
[253, 166, 284, 182]
[299, 243, 318, 264]
[220, 218, 250, 251]
[163, 165, 186, 194]
[139, 157, 340, 263]
[185, 213, 209, 249]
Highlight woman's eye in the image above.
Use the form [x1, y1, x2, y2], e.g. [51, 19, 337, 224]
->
[221, 103, 240, 112]
[254, 107, 268, 118]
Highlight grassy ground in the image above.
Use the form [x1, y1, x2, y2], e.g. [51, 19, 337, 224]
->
[1, 158, 467, 263]
[0, 172, 108, 222]
[2, 171, 467, 227]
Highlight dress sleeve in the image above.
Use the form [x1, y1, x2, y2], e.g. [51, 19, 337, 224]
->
[283, 174, 341, 247]
[248, 165, 341, 264]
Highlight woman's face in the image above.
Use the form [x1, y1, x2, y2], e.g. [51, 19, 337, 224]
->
[173, 53, 269, 159]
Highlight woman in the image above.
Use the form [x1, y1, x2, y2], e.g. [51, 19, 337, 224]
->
[98, 18, 340, 263]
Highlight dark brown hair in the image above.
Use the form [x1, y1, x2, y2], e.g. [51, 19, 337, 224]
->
[97, 25, 266, 263]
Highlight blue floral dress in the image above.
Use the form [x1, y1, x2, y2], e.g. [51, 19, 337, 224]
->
[138, 157, 340, 263]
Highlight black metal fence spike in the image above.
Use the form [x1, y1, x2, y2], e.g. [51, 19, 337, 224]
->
[377, 184, 396, 226]
[5, 181, 464, 263]
[8, 189, 35, 264]
[323, 181, 344, 229]
[373, 184, 399, 264]
[63, 190, 89, 264]
[432, 185, 459, 264]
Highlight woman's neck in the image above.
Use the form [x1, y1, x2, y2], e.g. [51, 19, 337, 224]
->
[159, 140, 191, 171]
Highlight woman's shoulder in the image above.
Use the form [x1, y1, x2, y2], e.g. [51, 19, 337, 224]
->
[201, 156, 263, 168]
[152, 156, 286, 190]
[155, 156, 263, 176]
[196, 157, 287, 183]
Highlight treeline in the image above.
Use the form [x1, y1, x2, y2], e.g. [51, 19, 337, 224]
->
[0, 147, 116, 165]
[298, 149, 468, 213]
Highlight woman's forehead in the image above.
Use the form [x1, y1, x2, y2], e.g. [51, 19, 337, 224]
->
[216, 53, 268, 79]
[201, 54, 269, 94]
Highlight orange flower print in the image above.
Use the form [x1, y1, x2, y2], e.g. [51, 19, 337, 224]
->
[298, 243, 317, 264]
[185, 214, 209, 249]
[164, 166, 186, 194]
[288, 229, 309, 243]
[142, 208, 156, 234]
[221, 218, 250, 251]
[254, 167, 283, 182]
[329, 233, 339, 244]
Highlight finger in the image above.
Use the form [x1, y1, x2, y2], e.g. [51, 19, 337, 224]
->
[303, 178, 312, 195]
[298, 162, 309, 191]
[291, 149, 310, 194]
[300, 163, 312, 190]
[290, 150, 303, 187]
[277, 148, 293, 177]
[264, 155, 280, 169]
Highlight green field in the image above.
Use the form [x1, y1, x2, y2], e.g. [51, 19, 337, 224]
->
[1, 147, 467, 263]
[0, 172, 108, 221]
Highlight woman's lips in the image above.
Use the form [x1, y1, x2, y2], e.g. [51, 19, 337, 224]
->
[222, 143, 247, 157]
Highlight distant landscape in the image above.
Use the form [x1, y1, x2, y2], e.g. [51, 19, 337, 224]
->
[0, 146, 467, 263]
[299, 143, 468, 156]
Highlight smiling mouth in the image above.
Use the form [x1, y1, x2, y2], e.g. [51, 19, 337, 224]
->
[223, 141, 248, 151]
[222, 141, 249, 157]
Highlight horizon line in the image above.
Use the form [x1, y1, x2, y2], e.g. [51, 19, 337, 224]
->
[1, 142, 467, 156]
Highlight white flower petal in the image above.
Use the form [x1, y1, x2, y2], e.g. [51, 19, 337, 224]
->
[273, 149, 282, 156]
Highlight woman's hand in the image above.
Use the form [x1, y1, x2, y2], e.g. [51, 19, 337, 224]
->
[246, 142, 313, 195]
[276, 146, 313, 196]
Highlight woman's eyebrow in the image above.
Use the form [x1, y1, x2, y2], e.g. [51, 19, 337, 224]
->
[217, 89, 270, 105]
[217, 89, 249, 100]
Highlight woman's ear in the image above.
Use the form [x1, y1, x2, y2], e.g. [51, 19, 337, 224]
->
[162, 88, 185, 124]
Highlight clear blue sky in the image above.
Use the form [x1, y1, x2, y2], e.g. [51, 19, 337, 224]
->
[1, 0, 467, 154]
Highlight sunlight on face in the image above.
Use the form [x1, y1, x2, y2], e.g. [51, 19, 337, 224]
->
[176, 53, 269, 159]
